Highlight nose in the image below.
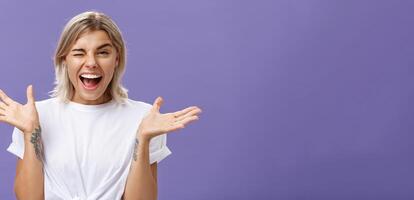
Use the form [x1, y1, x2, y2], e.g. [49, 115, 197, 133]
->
[84, 54, 97, 68]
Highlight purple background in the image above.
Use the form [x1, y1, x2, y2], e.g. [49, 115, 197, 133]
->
[0, 0, 413, 199]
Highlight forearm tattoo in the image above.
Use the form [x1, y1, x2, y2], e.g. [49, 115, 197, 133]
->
[133, 138, 139, 161]
[30, 126, 44, 161]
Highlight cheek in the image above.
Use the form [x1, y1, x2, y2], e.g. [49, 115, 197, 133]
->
[65, 57, 81, 83]
[67, 65, 80, 85]
[104, 69, 116, 84]
[101, 61, 117, 82]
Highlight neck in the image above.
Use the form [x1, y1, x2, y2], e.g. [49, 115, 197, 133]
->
[71, 91, 112, 105]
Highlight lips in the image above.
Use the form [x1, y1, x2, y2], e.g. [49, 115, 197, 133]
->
[79, 73, 102, 90]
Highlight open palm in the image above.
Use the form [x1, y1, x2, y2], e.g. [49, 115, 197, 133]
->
[0, 85, 39, 134]
[138, 97, 202, 141]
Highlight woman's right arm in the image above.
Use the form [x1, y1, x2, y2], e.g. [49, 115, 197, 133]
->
[15, 125, 44, 200]
[0, 85, 44, 200]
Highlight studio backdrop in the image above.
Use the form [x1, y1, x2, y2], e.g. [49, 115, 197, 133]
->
[0, 1, 413, 199]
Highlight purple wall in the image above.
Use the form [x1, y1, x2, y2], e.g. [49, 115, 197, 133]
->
[1, 1, 413, 199]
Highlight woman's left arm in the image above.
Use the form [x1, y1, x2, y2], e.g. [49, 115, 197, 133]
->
[123, 136, 158, 200]
[123, 97, 202, 200]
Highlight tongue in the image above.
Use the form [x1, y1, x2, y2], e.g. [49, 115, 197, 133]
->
[83, 78, 99, 88]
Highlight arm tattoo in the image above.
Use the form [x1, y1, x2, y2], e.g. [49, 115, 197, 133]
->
[30, 126, 44, 161]
[133, 138, 139, 161]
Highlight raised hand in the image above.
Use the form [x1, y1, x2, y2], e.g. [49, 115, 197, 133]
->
[0, 85, 40, 134]
[137, 97, 202, 142]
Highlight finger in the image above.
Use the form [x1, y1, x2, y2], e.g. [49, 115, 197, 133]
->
[166, 123, 185, 133]
[175, 115, 199, 127]
[173, 106, 199, 118]
[0, 101, 7, 110]
[0, 89, 13, 105]
[0, 115, 7, 123]
[175, 108, 202, 122]
[151, 97, 163, 112]
[26, 85, 35, 104]
[0, 115, 13, 126]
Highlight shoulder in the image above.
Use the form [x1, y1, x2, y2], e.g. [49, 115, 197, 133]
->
[33, 98, 61, 126]
[34, 98, 59, 111]
[121, 98, 153, 114]
[124, 99, 152, 109]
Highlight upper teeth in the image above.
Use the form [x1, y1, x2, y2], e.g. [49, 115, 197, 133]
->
[81, 74, 102, 79]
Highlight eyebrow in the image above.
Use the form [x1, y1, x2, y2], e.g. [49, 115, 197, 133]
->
[71, 43, 113, 52]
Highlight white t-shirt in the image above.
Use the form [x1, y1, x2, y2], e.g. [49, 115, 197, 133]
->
[7, 98, 172, 200]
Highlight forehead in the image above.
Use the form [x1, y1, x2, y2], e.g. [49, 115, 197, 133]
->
[71, 30, 113, 48]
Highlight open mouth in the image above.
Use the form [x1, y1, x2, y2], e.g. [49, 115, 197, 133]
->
[79, 74, 103, 90]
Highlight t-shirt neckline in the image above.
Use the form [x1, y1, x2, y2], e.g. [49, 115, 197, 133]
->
[67, 99, 116, 112]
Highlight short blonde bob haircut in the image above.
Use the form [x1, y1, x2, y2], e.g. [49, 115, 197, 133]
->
[51, 11, 128, 103]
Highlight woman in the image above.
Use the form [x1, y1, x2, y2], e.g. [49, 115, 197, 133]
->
[0, 11, 201, 200]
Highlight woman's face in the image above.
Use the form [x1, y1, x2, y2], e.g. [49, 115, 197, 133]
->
[65, 30, 118, 105]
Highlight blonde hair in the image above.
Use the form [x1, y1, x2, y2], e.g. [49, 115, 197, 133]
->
[51, 11, 128, 103]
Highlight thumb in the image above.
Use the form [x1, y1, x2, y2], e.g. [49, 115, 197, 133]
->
[151, 96, 163, 112]
[26, 85, 35, 104]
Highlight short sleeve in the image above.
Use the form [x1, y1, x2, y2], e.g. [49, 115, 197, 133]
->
[149, 134, 172, 164]
[7, 127, 25, 159]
